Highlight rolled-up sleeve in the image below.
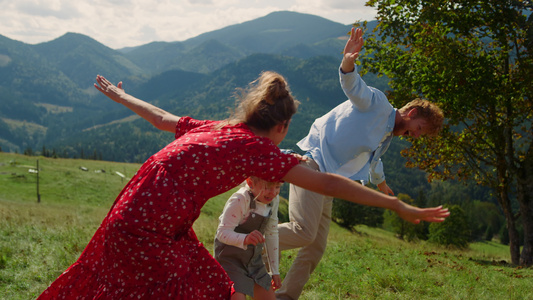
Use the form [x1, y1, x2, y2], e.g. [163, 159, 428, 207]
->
[369, 158, 385, 185]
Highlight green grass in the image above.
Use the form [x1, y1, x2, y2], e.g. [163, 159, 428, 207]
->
[0, 152, 531, 299]
[293, 225, 531, 299]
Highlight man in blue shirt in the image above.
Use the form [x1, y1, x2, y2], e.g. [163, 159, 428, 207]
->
[275, 27, 444, 300]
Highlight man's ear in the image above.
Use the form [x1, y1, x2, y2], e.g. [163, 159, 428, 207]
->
[407, 108, 418, 118]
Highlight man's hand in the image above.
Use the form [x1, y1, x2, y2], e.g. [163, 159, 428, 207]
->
[341, 27, 364, 73]
[377, 180, 394, 196]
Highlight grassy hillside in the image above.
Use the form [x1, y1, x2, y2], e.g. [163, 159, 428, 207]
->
[0, 153, 531, 299]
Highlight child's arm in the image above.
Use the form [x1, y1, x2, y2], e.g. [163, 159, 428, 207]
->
[216, 193, 250, 250]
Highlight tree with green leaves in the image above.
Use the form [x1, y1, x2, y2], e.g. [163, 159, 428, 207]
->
[362, 0, 532, 265]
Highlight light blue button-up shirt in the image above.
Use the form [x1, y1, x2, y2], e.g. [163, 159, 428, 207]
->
[297, 66, 396, 185]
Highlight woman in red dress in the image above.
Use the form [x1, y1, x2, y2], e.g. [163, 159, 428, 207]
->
[38, 72, 449, 300]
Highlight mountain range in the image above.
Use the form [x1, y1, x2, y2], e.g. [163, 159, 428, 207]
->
[0, 11, 386, 158]
[0, 10, 497, 207]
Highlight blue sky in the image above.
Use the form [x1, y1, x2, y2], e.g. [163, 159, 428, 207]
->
[0, 0, 377, 49]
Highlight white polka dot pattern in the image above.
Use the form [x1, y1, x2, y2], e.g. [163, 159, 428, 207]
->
[37, 117, 299, 299]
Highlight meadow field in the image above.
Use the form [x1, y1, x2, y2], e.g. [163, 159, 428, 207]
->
[0, 152, 531, 299]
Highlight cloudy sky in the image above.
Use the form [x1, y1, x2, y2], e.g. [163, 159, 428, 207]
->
[0, 0, 377, 49]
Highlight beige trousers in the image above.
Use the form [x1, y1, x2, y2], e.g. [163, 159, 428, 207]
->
[276, 159, 333, 300]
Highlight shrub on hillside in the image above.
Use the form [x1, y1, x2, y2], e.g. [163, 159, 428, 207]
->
[383, 193, 428, 241]
[332, 198, 384, 230]
[428, 205, 470, 249]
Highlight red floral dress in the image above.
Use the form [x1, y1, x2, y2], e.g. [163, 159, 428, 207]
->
[38, 117, 298, 299]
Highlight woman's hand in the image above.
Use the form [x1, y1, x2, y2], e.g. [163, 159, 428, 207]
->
[94, 75, 126, 103]
[291, 153, 309, 162]
[396, 202, 450, 224]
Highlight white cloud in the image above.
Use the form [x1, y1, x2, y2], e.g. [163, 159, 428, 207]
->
[0, 0, 376, 49]
[290, 0, 377, 24]
[15, 0, 81, 19]
[186, 0, 214, 4]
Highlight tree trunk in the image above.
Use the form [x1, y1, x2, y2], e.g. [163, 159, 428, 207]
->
[517, 154, 533, 266]
[507, 219, 521, 266]
[499, 190, 521, 265]
[519, 198, 533, 266]
[495, 149, 520, 265]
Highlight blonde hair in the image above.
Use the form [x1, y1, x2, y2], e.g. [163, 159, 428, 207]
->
[226, 71, 300, 131]
[399, 98, 444, 136]
[248, 176, 282, 187]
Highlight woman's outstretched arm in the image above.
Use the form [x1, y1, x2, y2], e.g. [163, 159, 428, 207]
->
[94, 75, 180, 133]
[282, 164, 449, 224]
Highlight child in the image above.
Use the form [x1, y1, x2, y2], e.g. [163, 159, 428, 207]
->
[215, 176, 283, 300]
